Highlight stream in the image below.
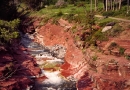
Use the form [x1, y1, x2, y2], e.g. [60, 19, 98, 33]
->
[20, 32, 77, 90]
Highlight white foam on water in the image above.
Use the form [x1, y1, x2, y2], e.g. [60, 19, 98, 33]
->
[35, 54, 53, 59]
[46, 58, 64, 63]
[42, 70, 64, 85]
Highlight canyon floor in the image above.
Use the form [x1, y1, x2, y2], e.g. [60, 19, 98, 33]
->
[0, 17, 130, 90]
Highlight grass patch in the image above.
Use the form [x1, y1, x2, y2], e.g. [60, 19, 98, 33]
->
[97, 18, 115, 27]
[29, 4, 96, 24]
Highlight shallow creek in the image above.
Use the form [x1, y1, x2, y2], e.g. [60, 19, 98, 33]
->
[20, 32, 77, 90]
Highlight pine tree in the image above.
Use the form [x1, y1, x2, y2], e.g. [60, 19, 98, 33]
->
[0, 19, 20, 45]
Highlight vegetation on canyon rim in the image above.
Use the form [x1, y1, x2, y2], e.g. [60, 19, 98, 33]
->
[0, 0, 130, 84]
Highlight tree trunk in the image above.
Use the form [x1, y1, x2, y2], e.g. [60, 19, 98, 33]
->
[116, 0, 118, 10]
[111, 0, 113, 10]
[90, 0, 93, 12]
[103, 0, 106, 10]
[119, 0, 121, 10]
[106, 0, 108, 11]
[95, 0, 97, 11]
[113, 0, 115, 10]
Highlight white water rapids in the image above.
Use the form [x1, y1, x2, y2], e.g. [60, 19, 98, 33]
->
[20, 32, 77, 90]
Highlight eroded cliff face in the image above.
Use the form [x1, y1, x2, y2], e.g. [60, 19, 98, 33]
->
[36, 22, 87, 78]
[33, 18, 130, 90]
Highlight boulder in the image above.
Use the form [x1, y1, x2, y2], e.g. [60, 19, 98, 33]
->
[49, 44, 66, 59]
[106, 22, 116, 26]
[55, 0, 66, 7]
[102, 26, 112, 32]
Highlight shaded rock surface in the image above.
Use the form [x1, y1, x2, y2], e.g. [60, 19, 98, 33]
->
[0, 39, 40, 90]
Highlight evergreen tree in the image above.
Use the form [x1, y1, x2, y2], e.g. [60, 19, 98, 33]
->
[0, 0, 20, 46]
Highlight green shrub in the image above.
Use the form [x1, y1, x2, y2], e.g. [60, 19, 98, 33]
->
[125, 55, 130, 60]
[93, 30, 108, 41]
[0, 19, 20, 45]
[102, 11, 114, 16]
[56, 11, 63, 16]
[119, 47, 125, 55]
[121, 6, 127, 12]
[108, 42, 118, 50]
[106, 24, 123, 37]
[120, 6, 130, 17]
[113, 10, 123, 16]
[84, 29, 108, 46]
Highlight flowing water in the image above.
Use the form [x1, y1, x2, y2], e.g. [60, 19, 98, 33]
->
[20, 32, 77, 90]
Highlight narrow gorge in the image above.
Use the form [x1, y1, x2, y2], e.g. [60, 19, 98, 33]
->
[0, 17, 130, 90]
